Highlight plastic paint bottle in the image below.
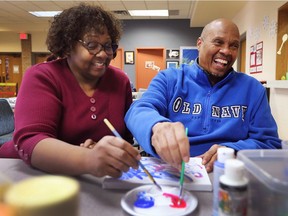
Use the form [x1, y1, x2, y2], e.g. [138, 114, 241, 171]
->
[212, 147, 235, 216]
[218, 159, 248, 216]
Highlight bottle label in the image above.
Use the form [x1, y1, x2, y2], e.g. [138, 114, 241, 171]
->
[218, 186, 247, 216]
[212, 162, 225, 216]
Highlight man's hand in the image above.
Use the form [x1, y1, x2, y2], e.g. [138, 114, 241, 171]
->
[151, 122, 190, 169]
[199, 144, 226, 172]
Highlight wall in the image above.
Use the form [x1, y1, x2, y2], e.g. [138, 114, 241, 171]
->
[31, 32, 49, 52]
[234, 1, 288, 140]
[0, 33, 21, 52]
[0, 19, 202, 85]
[120, 19, 202, 83]
[0, 32, 48, 53]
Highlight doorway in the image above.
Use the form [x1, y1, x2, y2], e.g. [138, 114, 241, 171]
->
[0, 54, 22, 97]
[135, 48, 165, 90]
[239, 33, 246, 73]
[33, 53, 51, 64]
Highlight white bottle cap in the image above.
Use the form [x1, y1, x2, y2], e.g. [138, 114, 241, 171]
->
[217, 147, 235, 163]
[220, 158, 248, 187]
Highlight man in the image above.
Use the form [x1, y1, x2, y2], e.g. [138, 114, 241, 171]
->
[125, 18, 281, 172]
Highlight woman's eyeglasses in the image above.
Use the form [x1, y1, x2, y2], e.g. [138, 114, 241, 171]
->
[78, 40, 118, 55]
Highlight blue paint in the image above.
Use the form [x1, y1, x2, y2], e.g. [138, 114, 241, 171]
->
[134, 191, 155, 208]
[119, 160, 194, 183]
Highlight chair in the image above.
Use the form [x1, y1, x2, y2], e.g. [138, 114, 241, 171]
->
[0, 99, 14, 145]
[135, 88, 147, 100]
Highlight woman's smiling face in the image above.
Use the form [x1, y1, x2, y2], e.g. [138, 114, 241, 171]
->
[197, 19, 240, 82]
[69, 27, 115, 82]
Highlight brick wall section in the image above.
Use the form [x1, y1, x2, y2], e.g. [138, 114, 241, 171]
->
[21, 34, 32, 75]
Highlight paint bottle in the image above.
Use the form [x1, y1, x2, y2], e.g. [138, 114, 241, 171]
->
[212, 147, 235, 216]
[218, 159, 248, 216]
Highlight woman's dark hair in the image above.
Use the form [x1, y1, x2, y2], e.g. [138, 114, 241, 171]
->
[46, 3, 122, 58]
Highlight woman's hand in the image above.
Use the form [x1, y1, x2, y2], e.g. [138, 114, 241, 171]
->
[80, 139, 96, 149]
[84, 136, 141, 178]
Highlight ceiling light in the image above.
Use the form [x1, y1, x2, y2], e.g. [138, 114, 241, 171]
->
[29, 11, 62, 17]
[128, 10, 168, 17]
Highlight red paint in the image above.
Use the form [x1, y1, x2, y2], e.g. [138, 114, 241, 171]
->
[163, 193, 187, 208]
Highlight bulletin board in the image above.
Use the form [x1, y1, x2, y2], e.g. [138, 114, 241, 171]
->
[249, 41, 263, 74]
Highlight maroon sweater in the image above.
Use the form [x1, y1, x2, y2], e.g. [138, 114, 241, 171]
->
[0, 58, 133, 164]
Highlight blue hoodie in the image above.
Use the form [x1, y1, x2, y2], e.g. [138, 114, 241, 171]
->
[125, 61, 281, 157]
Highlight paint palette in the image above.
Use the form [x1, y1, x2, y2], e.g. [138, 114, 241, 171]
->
[121, 185, 198, 216]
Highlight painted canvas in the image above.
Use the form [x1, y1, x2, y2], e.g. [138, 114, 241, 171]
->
[97, 157, 212, 191]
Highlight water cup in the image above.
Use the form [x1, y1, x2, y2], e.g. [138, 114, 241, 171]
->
[4, 175, 80, 216]
[0, 174, 12, 202]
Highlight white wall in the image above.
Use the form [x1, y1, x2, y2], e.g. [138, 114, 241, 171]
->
[234, 1, 288, 140]
[0, 32, 48, 52]
[0, 32, 21, 52]
[31, 32, 49, 52]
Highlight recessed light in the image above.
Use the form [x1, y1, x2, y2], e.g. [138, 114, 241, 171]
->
[29, 11, 62, 17]
[128, 10, 168, 17]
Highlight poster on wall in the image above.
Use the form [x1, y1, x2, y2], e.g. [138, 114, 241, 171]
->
[145, 61, 154, 69]
[249, 41, 263, 74]
[13, 65, 19, 74]
[166, 61, 179, 69]
[124, 51, 134, 64]
[166, 49, 179, 60]
[179, 46, 198, 66]
[5, 57, 9, 80]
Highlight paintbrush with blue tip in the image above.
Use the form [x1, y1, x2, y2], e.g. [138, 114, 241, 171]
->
[103, 118, 162, 191]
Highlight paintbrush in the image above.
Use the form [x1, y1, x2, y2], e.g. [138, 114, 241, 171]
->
[138, 161, 162, 191]
[103, 118, 162, 191]
[178, 161, 185, 203]
[178, 127, 188, 203]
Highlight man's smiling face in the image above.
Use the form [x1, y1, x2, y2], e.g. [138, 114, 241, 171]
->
[197, 19, 240, 83]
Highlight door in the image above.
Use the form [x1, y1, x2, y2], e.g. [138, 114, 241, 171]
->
[0, 54, 22, 96]
[34, 53, 52, 64]
[239, 35, 246, 73]
[136, 48, 165, 90]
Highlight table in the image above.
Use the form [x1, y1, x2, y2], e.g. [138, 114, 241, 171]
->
[0, 159, 213, 216]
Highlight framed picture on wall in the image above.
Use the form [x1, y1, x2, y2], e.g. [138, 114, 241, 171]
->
[124, 51, 134, 64]
[179, 46, 198, 66]
[166, 61, 179, 69]
[249, 41, 263, 74]
[166, 49, 180, 60]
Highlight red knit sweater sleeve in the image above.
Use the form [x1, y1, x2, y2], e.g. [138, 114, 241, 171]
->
[12, 62, 63, 163]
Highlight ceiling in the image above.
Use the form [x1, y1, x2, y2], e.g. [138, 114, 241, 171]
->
[0, 0, 247, 33]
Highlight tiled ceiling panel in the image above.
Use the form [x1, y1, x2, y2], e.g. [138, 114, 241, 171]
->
[0, 0, 247, 33]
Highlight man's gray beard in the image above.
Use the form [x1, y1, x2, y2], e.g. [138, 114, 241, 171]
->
[205, 70, 225, 78]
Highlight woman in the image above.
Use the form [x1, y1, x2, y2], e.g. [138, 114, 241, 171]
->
[0, 3, 140, 178]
